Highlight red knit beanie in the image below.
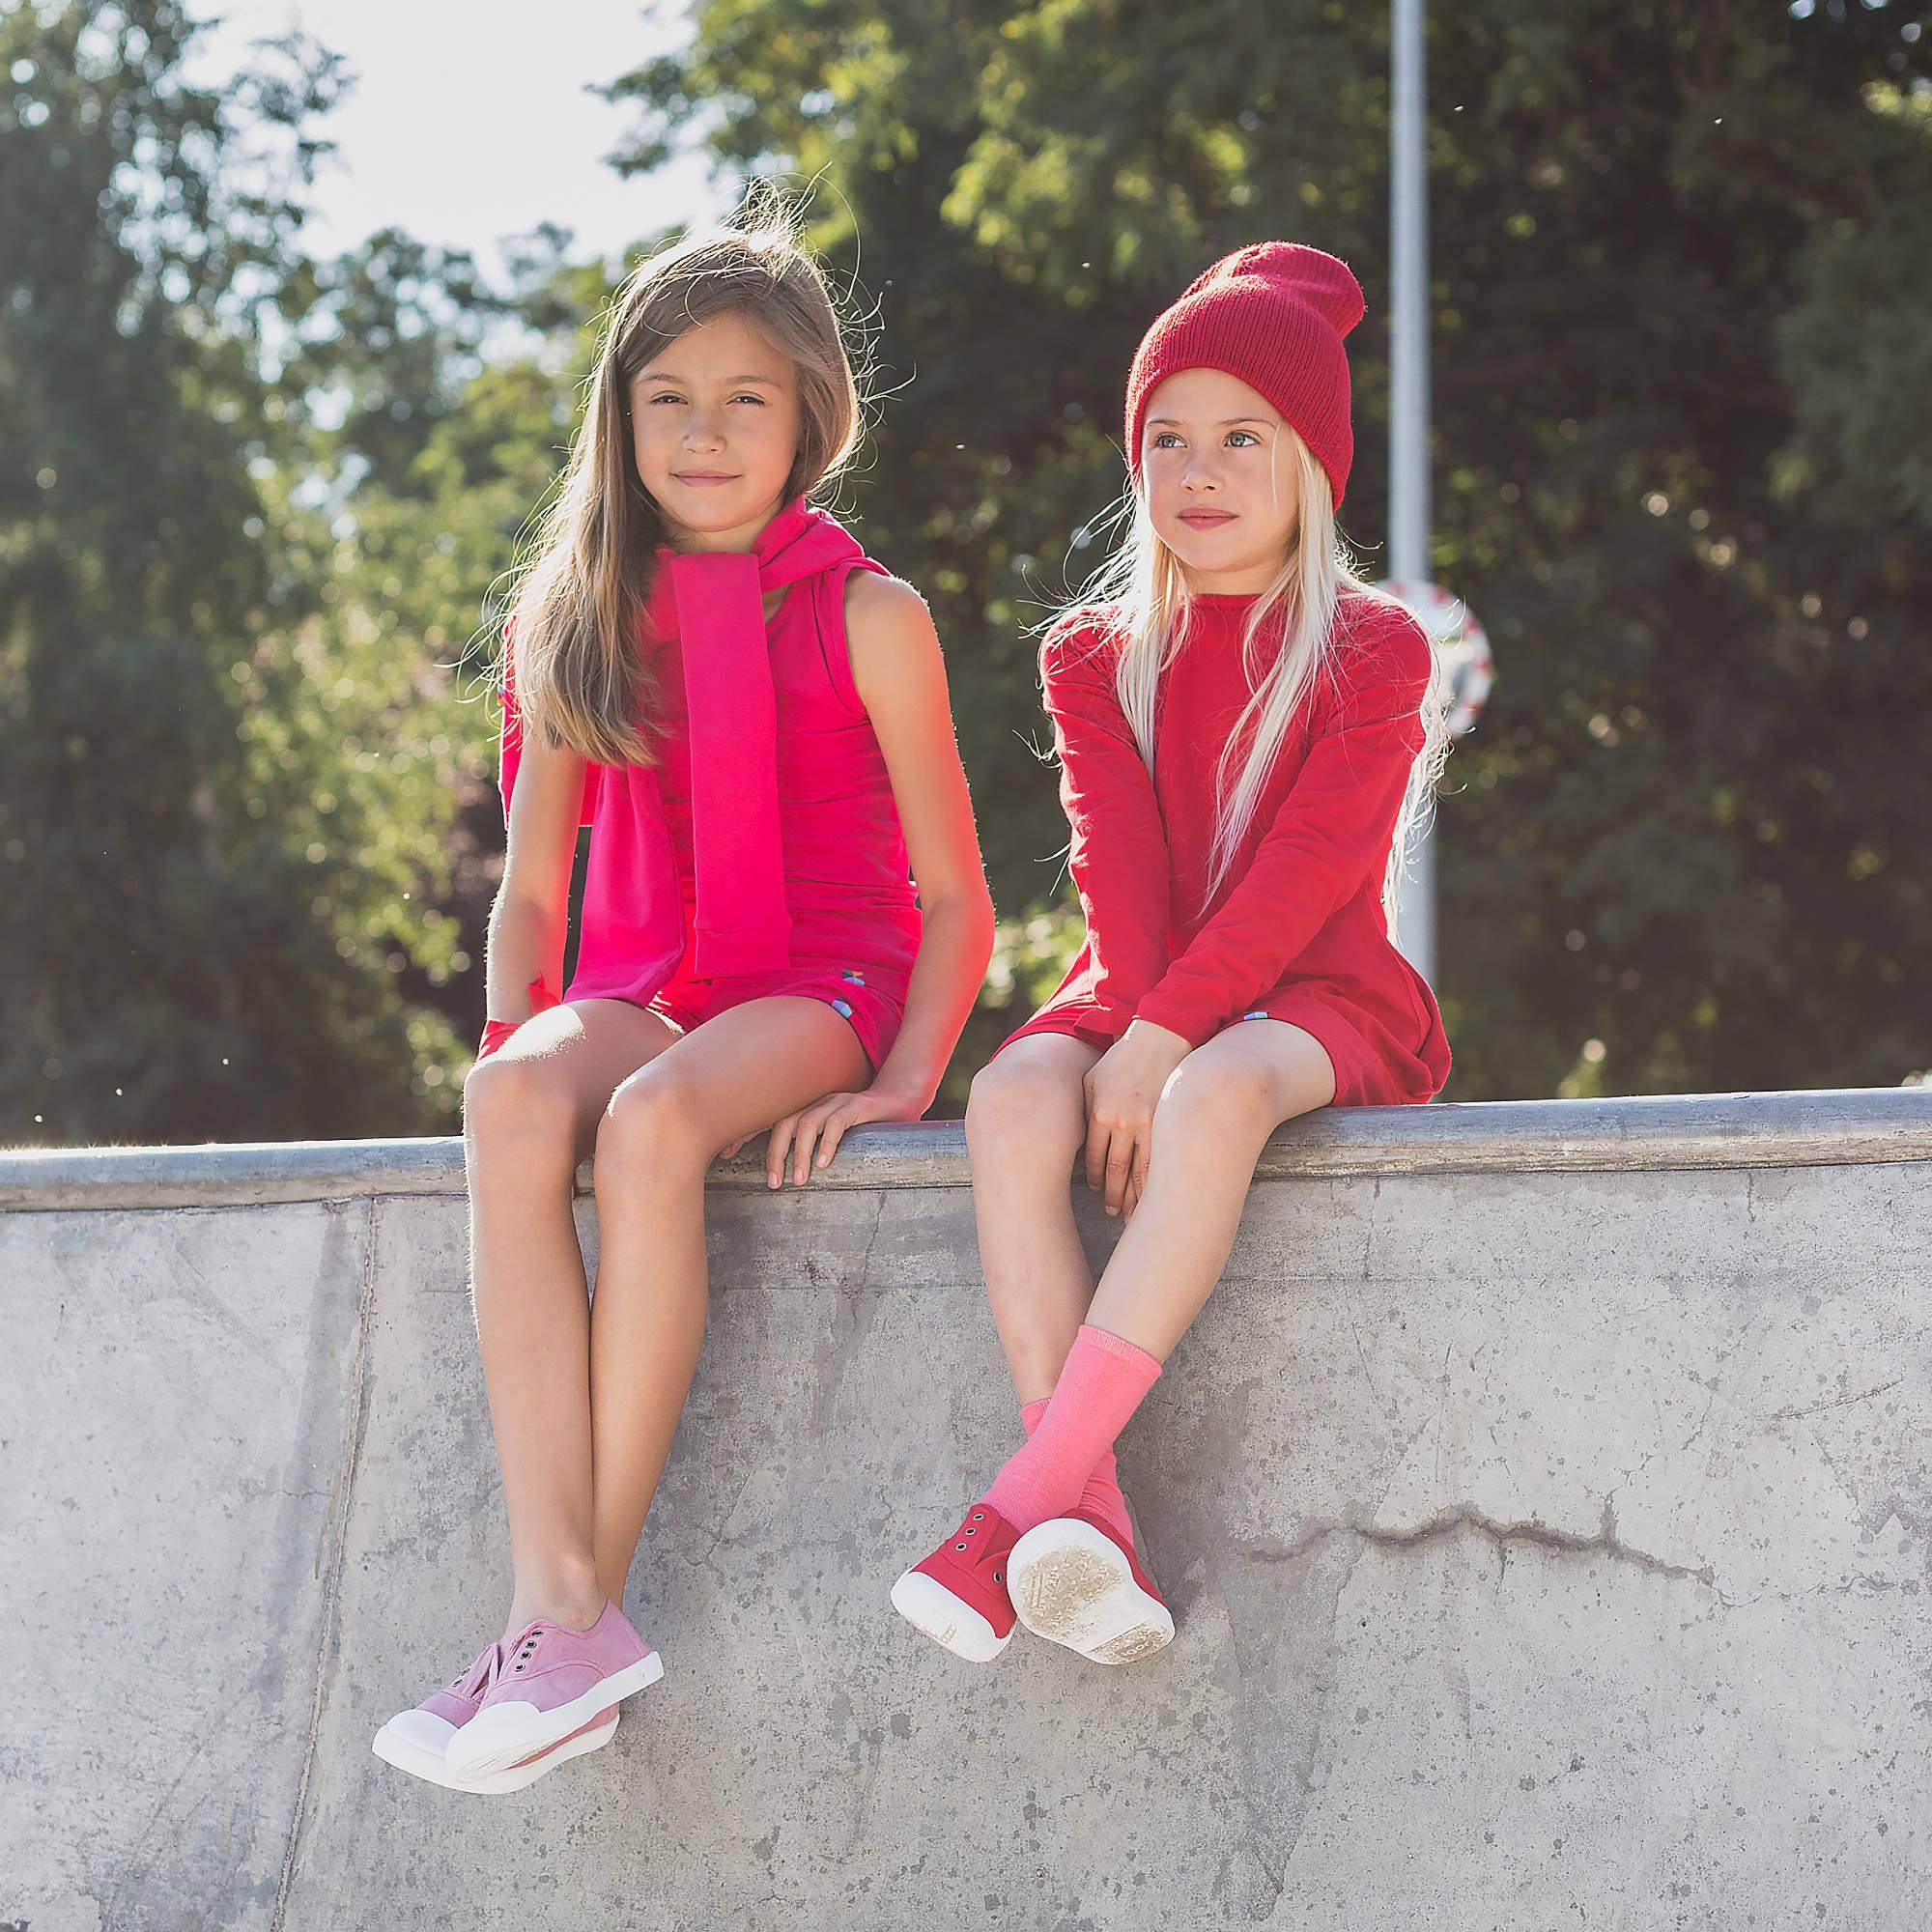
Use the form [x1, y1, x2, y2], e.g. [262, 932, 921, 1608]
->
[1123, 241, 1366, 510]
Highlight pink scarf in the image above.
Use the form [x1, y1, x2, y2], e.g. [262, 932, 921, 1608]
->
[499, 497, 883, 1008]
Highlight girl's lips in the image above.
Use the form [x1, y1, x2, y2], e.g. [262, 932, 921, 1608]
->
[675, 472, 739, 487]
[1179, 510, 1236, 526]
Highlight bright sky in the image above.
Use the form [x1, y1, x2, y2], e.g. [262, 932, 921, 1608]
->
[183, 1, 731, 277]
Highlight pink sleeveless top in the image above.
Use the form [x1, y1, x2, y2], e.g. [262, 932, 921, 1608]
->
[499, 503, 921, 1012]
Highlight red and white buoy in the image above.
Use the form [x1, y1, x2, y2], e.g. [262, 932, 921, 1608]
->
[1375, 578, 1493, 740]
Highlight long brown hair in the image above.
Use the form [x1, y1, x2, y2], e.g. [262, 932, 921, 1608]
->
[501, 184, 868, 769]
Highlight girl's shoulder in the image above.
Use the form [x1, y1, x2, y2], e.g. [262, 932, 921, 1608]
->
[1329, 586, 1434, 696]
[838, 568, 947, 717]
[841, 564, 930, 636]
[1037, 601, 1129, 678]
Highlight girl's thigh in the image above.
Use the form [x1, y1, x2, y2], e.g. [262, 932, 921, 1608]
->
[614, 993, 872, 1152]
[469, 997, 684, 1166]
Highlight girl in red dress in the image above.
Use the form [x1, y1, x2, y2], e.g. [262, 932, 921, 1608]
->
[894, 242, 1452, 1668]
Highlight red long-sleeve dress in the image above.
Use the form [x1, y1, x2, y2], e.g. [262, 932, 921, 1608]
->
[993, 588, 1452, 1108]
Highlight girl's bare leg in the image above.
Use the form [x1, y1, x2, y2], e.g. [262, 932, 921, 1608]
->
[461, 998, 680, 1639]
[1084, 1020, 1337, 1360]
[964, 1035, 1106, 1405]
[586, 996, 870, 1607]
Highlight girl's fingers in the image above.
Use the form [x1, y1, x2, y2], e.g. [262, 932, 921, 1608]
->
[1123, 1134, 1151, 1220]
[813, 1111, 851, 1169]
[790, 1108, 829, 1183]
[1085, 1121, 1113, 1195]
[766, 1115, 799, 1188]
[1104, 1137, 1133, 1216]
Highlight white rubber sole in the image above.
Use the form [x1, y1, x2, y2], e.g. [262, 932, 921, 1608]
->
[372, 1707, 619, 1793]
[890, 1567, 1012, 1662]
[445, 1650, 665, 1780]
[1008, 1518, 1175, 1665]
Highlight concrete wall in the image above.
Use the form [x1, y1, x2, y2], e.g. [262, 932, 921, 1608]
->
[5, 1088, 1930, 1930]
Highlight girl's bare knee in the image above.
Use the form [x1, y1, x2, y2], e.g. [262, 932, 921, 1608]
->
[967, 1054, 1084, 1164]
[593, 1068, 710, 1189]
[1153, 1056, 1277, 1149]
[464, 1051, 575, 1151]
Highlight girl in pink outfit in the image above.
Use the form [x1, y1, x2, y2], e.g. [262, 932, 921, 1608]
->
[892, 242, 1451, 1669]
[374, 200, 994, 1792]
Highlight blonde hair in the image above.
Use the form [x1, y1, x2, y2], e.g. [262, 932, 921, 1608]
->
[501, 182, 867, 768]
[1044, 426, 1452, 942]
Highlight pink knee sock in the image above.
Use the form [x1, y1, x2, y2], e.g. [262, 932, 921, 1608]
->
[1019, 1399, 1136, 1547]
[983, 1324, 1161, 1536]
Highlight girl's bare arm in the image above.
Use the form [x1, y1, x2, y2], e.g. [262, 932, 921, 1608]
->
[486, 722, 587, 1021]
[845, 571, 997, 1112]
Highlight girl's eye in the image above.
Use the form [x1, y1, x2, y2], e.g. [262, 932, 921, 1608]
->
[1151, 429, 1262, 448]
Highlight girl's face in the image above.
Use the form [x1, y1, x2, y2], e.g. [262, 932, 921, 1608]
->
[628, 308, 803, 551]
[1140, 367, 1300, 594]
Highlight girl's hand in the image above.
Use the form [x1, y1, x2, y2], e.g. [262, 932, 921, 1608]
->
[1083, 1019, 1191, 1220]
[722, 1086, 929, 1187]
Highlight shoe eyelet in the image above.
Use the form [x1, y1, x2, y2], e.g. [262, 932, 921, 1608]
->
[965, 1526, 977, 1535]
[971, 1512, 983, 1521]
[994, 1571, 1004, 1583]
[954, 1543, 967, 1552]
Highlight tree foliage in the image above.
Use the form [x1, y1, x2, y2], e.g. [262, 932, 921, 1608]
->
[5, 0, 1927, 1147]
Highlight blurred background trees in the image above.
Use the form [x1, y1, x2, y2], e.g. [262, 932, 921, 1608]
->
[4, 0, 1927, 1144]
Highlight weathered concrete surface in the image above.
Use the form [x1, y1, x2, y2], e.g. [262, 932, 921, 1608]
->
[2, 1201, 371, 1931]
[5, 1090, 1931, 1930]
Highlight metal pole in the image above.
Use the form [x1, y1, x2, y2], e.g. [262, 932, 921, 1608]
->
[1389, 0, 1435, 985]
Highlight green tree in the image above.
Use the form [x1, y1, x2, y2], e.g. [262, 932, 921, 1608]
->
[0, 2, 463, 1140]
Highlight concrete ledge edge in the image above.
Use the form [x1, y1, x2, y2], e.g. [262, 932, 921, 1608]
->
[1, 1087, 1927, 1212]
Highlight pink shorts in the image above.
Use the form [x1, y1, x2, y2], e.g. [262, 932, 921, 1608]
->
[644, 963, 905, 1076]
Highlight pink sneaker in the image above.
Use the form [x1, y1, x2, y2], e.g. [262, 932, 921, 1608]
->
[444, 1601, 663, 1782]
[890, 1503, 1021, 1662]
[371, 1640, 620, 1793]
[1007, 1507, 1175, 1664]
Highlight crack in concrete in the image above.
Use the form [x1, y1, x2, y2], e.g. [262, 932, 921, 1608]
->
[805, 1202, 886, 1443]
[1768, 1378, 1901, 1424]
[1239, 1497, 1908, 1615]
[1254, 1414, 1432, 1915]
[1338, 1278, 1382, 1412]
[1679, 1375, 1723, 1457]
[269, 1195, 381, 1932]
[855, 1189, 887, 1291]
[1236, 1496, 1725, 1598]
[690, 1464, 759, 1584]
[100, 1706, 226, 1923]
